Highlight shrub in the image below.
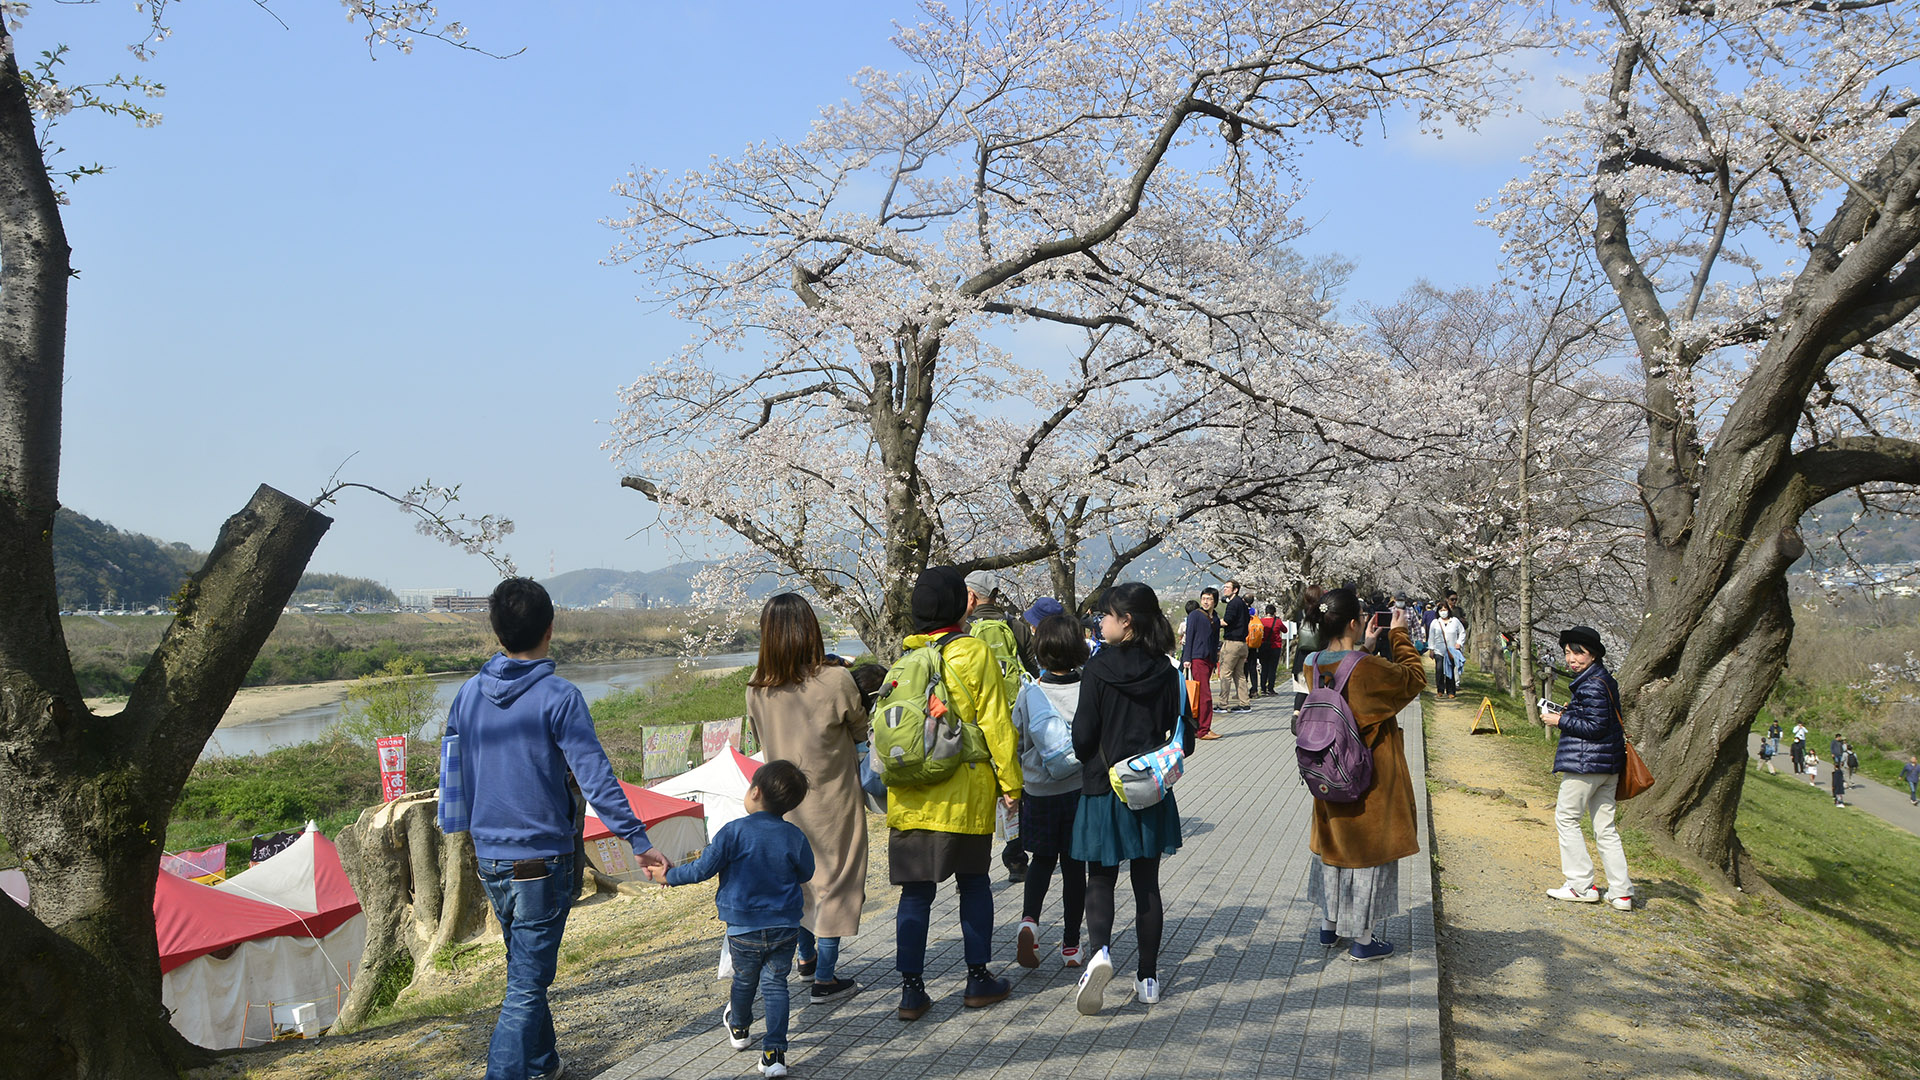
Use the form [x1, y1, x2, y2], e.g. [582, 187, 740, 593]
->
[333, 656, 437, 745]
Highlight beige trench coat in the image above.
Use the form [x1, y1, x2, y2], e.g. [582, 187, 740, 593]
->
[748, 666, 871, 938]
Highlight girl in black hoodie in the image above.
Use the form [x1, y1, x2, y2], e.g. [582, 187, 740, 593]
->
[1069, 582, 1194, 1015]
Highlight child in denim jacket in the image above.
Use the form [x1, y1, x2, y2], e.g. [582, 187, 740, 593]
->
[649, 759, 814, 1077]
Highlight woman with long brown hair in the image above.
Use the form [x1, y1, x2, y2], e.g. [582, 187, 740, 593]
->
[746, 593, 870, 1001]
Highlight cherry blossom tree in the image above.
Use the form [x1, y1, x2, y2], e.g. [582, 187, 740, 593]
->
[607, 0, 1534, 656]
[1493, 0, 1920, 882]
[0, 6, 501, 1076]
[1358, 282, 1644, 702]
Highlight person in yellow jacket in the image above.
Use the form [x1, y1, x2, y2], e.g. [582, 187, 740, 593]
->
[891, 565, 1023, 1021]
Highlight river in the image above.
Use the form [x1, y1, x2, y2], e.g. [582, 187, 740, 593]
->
[200, 639, 864, 760]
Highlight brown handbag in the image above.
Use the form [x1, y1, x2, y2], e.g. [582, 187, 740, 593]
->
[1617, 740, 1654, 800]
[1608, 683, 1654, 801]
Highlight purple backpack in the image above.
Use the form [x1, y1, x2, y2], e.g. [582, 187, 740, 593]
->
[1296, 652, 1374, 802]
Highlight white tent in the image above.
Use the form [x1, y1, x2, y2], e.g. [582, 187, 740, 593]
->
[161, 826, 365, 1049]
[650, 748, 764, 840]
[0, 868, 25, 907]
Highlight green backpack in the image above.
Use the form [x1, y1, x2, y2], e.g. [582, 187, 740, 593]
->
[870, 632, 989, 789]
[969, 617, 1028, 710]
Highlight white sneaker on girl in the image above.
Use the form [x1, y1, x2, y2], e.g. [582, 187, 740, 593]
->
[1075, 948, 1113, 1015]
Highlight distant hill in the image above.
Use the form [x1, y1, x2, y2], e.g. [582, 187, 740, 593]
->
[289, 572, 398, 607]
[53, 508, 203, 610]
[53, 508, 394, 610]
[1799, 500, 1920, 568]
[542, 562, 784, 609]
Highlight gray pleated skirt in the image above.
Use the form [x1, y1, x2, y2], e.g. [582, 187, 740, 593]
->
[1307, 854, 1400, 937]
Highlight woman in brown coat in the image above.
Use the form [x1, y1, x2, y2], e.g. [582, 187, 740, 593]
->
[747, 593, 870, 1001]
[1298, 587, 1424, 962]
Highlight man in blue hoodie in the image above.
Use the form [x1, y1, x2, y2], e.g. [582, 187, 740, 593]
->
[440, 578, 666, 1080]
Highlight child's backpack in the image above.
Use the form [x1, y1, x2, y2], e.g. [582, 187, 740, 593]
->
[1015, 683, 1080, 782]
[870, 632, 983, 789]
[1245, 617, 1265, 650]
[969, 617, 1028, 708]
[1295, 651, 1374, 802]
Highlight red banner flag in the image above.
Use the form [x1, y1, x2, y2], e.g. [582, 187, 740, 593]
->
[377, 735, 408, 801]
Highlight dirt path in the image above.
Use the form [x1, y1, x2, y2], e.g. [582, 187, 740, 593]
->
[1425, 688, 1818, 1080]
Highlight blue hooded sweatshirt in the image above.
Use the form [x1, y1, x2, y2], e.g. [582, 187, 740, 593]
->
[440, 654, 652, 862]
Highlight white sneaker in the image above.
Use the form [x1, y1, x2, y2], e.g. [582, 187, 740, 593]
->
[1610, 895, 1633, 911]
[1075, 947, 1113, 1015]
[1546, 884, 1601, 903]
[1016, 919, 1040, 969]
[1061, 946, 1083, 968]
[1134, 976, 1160, 1004]
[724, 1004, 751, 1051]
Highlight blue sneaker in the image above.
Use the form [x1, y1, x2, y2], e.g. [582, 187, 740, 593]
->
[1348, 938, 1395, 962]
[1318, 928, 1340, 947]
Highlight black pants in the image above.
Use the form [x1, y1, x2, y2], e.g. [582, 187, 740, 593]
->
[1022, 851, 1086, 945]
[1791, 743, 1805, 773]
[1257, 646, 1282, 694]
[1085, 858, 1164, 980]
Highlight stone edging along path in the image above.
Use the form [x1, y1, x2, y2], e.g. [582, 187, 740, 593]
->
[596, 690, 1441, 1079]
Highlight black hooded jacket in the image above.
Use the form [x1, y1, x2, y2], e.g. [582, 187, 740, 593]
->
[1073, 643, 1194, 796]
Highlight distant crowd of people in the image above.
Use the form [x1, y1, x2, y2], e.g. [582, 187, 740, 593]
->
[441, 573, 1644, 1080]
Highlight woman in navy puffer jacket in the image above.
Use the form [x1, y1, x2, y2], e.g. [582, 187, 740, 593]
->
[1539, 626, 1634, 911]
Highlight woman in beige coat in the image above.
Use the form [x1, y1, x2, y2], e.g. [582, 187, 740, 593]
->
[747, 593, 870, 1002]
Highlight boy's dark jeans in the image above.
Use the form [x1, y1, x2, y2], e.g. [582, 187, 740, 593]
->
[728, 928, 798, 1052]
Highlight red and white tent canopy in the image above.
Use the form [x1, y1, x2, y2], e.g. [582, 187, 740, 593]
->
[582, 780, 706, 873]
[213, 830, 361, 940]
[155, 867, 311, 974]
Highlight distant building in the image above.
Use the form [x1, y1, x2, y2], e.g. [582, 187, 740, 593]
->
[433, 593, 488, 613]
[606, 591, 639, 610]
[396, 587, 457, 610]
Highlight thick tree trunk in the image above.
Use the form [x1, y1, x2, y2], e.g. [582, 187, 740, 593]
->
[335, 792, 490, 1030]
[0, 896, 190, 1080]
[1457, 567, 1506, 690]
[1, 488, 331, 1075]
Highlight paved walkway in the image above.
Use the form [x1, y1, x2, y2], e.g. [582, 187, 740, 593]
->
[1746, 733, 1920, 838]
[597, 691, 1441, 1080]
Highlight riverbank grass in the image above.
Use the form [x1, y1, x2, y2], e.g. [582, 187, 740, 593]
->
[1452, 664, 1920, 1079]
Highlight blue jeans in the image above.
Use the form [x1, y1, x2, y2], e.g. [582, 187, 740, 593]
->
[796, 927, 841, 983]
[477, 854, 574, 1080]
[729, 928, 798, 1052]
[896, 873, 992, 974]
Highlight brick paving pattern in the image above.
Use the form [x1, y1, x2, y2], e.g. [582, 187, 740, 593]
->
[596, 691, 1440, 1079]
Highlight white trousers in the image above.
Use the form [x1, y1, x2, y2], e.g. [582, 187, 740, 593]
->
[1555, 772, 1632, 900]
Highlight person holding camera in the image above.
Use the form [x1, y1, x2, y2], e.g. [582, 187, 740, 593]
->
[1540, 626, 1633, 912]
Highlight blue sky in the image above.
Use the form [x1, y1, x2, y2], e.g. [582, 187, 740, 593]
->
[40, 1, 1565, 593]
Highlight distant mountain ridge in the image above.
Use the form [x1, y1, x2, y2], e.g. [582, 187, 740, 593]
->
[541, 562, 783, 609]
[52, 508, 395, 610]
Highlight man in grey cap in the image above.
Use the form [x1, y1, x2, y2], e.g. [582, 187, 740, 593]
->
[965, 569, 1034, 883]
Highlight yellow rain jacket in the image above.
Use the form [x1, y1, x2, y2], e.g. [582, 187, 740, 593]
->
[886, 632, 1022, 835]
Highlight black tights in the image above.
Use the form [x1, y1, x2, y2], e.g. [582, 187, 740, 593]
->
[1085, 857, 1163, 980]
[1021, 851, 1086, 946]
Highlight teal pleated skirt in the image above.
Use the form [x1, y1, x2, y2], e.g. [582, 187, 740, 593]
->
[1070, 790, 1182, 866]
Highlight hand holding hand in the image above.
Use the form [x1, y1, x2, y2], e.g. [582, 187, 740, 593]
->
[635, 848, 670, 879]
